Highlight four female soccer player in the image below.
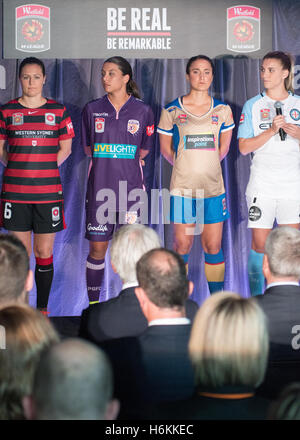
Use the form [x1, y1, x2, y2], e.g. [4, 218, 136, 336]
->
[238, 51, 300, 296]
[0, 57, 75, 313]
[158, 55, 234, 294]
[1, 50, 298, 307]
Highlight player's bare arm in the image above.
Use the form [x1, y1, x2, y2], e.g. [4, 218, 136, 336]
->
[159, 133, 174, 165]
[57, 138, 72, 166]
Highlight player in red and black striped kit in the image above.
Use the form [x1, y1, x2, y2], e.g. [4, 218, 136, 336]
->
[0, 57, 75, 314]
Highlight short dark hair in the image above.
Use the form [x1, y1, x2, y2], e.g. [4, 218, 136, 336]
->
[136, 248, 189, 309]
[0, 234, 29, 303]
[19, 57, 46, 77]
[186, 55, 215, 76]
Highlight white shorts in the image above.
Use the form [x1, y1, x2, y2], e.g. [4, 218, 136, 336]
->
[246, 195, 300, 229]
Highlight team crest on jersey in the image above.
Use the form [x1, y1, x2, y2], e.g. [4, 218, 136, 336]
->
[127, 119, 140, 135]
[290, 108, 300, 121]
[125, 211, 138, 225]
[32, 140, 37, 147]
[178, 114, 187, 125]
[45, 113, 55, 125]
[52, 207, 60, 222]
[212, 114, 219, 125]
[12, 113, 24, 125]
[95, 117, 105, 133]
[260, 108, 270, 121]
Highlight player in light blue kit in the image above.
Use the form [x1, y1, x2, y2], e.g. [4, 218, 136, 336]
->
[238, 51, 300, 296]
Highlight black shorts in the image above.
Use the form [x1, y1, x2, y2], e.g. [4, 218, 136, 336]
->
[0, 201, 66, 234]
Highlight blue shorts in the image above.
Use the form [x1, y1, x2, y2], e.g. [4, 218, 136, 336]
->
[170, 193, 229, 224]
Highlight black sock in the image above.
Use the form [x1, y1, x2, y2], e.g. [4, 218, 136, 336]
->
[35, 256, 54, 310]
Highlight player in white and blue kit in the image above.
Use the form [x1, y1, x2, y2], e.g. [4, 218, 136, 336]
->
[238, 51, 300, 296]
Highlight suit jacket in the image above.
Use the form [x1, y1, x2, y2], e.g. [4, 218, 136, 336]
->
[79, 286, 198, 343]
[256, 284, 300, 351]
[256, 284, 300, 399]
[100, 323, 195, 419]
[153, 386, 270, 420]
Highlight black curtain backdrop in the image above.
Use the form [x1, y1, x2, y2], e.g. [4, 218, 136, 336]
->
[0, 0, 299, 316]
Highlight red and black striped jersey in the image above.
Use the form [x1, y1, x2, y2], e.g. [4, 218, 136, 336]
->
[0, 98, 75, 203]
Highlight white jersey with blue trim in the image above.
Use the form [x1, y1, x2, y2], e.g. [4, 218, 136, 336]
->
[238, 92, 300, 200]
[158, 96, 235, 198]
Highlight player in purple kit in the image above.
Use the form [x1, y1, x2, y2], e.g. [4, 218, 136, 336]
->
[81, 56, 155, 304]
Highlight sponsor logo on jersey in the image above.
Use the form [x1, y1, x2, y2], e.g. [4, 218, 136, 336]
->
[87, 223, 108, 233]
[127, 119, 140, 135]
[45, 113, 55, 125]
[290, 108, 300, 121]
[95, 117, 105, 133]
[248, 205, 261, 221]
[184, 134, 215, 150]
[146, 124, 155, 136]
[93, 143, 137, 159]
[125, 211, 138, 225]
[212, 114, 219, 125]
[260, 108, 270, 121]
[93, 112, 108, 117]
[12, 113, 24, 125]
[239, 113, 245, 124]
[259, 122, 272, 130]
[52, 206, 60, 222]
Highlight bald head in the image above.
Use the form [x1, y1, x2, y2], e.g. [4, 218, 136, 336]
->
[136, 248, 189, 309]
[30, 338, 116, 420]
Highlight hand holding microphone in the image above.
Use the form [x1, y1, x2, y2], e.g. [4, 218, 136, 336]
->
[273, 101, 286, 141]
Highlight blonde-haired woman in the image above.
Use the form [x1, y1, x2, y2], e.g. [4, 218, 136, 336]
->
[0, 304, 59, 419]
[157, 291, 270, 419]
[238, 51, 300, 296]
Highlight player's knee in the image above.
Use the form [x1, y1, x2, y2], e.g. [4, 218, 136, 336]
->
[89, 242, 108, 260]
[174, 236, 193, 255]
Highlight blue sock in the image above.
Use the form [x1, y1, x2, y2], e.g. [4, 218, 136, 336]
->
[248, 249, 264, 296]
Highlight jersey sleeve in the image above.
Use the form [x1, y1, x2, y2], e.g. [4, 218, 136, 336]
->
[58, 107, 75, 140]
[81, 103, 92, 157]
[220, 105, 235, 132]
[0, 109, 7, 140]
[140, 105, 155, 151]
[237, 100, 254, 139]
[157, 107, 174, 136]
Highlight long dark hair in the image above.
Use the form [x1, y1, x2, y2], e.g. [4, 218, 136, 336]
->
[263, 51, 294, 93]
[103, 56, 141, 99]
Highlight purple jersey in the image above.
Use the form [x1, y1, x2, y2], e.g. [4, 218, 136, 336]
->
[81, 95, 154, 211]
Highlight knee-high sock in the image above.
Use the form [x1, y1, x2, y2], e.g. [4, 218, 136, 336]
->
[248, 249, 264, 296]
[204, 250, 225, 294]
[35, 256, 54, 310]
[86, 256, 105, 304]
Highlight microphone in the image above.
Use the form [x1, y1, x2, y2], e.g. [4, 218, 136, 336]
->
[274, 101, 286, 141]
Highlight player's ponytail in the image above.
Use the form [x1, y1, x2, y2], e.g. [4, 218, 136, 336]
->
[103, 56, 141, 99]
[263, 51, 294, 93]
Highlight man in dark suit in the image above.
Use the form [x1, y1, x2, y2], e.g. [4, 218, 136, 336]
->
[100, 248, 196, 418]
[256, 226, 300, 398]
[79, 225, 198, 343]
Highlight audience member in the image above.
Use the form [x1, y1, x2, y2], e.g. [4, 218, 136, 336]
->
[256, 226, 300, 346]
[268, 383, 300, 420]
[0, 233, 32, 307]
[255, 226, 300, 398]
[100, 248, 196, 418]
[79, 224, 198, 342]
[156, 292, 270, 420]
[0, 304, 59, 419]
[23, 338, 119, 420]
